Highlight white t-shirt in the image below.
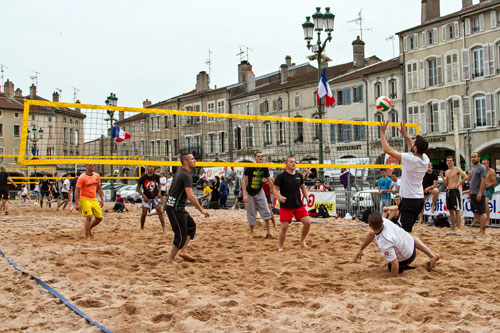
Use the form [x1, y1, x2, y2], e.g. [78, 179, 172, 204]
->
[392, 178, 401, 192]
[160, 176, 167, 191]
[399, 152, 429, 199]
[375, 218, 415, 262]
[22, 187, 28, 196]
[61, 179, 71, 193]
[166, 177, 172, 189]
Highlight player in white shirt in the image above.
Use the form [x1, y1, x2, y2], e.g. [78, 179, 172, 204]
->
[166, 172, 173, 195]
[159, 172, 167, 197]
[354, 212, 440, 277]
[380, 121, 430, 232]
[57, 178, 71, 211]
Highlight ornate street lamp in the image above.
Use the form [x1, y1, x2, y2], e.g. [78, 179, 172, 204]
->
[105, 93, 118, 200]
[27, 125, 43, 182]
[302, 7, 335, 181]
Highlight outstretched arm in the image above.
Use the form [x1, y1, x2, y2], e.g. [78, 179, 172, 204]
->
[398, 120, 414, 149]
[354, 230, 375, 262]
[380, 121, 402, 161]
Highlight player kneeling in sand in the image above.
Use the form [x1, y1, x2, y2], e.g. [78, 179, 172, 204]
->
[273, 156, 312, 252]
[74, 164, 105, 239]
[165, 154, 209, 264]
[354, 212, 439, 277]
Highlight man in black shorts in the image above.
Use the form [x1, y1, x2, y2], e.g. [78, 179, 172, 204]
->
[380, 121, 430, 232]
[136, 165, 166, 232]
[165, 154, 209, 264]
[39, 175, 52, 208]
[469, 152, 488, 234]
[0, 166, 16, 215]
[440, 156, 468, 231]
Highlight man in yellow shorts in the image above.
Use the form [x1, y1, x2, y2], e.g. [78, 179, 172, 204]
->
[74, 164, 105, 239]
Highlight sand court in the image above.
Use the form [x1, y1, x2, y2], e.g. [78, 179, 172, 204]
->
[1, 201, 500, 332]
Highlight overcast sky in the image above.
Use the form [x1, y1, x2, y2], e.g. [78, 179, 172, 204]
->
[2, 0, 468, 108]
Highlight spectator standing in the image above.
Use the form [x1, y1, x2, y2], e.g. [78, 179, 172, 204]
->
[377, 170, 393, 215]
[469, 152, 488, 234]
[219, 176, 229, 208]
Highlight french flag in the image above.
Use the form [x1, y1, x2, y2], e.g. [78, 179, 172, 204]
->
[316, 68, 335, 108]
[112, 126, 131, 142]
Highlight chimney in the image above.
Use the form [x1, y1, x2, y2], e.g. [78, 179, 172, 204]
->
[3, 79, 14, 99]
[285, 55, 292, 66]
[352, 36, 365, 68]
[75, 100, 81, 112]
[462, 0, 473, 7]
[246, 71, 255, 92]
[143, 99, 152, 108]
[280, 64, 288, 84]
[238, 60, 253, 83]
[29, 84, 37, 99]
[15, 88, 23, 97]
[421, 0, 440, 24]
[196, 71, 210, 92]
[52, 91, 60, 102]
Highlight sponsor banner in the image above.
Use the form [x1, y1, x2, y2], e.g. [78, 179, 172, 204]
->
[204, 167, 227, 180]
[322, 158, 369, 180]
[103, 189, 112, 201]
[273, 191, 336, 216]
[423, 192, 500, 219]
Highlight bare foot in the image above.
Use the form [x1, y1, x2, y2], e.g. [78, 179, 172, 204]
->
[427, 254, 440, 271]
[166, 259, 177, 265]
[301, 241, 308, 249]
[265, 233, 273, 239]
[179, 253, 196, 262]
[278, 248, 284, 252]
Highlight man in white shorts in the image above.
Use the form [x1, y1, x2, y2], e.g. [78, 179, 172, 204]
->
[354, 212, 440, 277]
[136, 165, 165, 232]
[57, 177, 71, 211]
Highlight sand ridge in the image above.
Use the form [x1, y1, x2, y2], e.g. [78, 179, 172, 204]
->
[1, 201, 500, 332]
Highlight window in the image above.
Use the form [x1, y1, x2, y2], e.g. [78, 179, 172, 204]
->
[472, 48, 484, 78]
[207, 101, 215, 123]
[448, 23, 456, 39]
[374, 82, 382, 99]
[474, 96, 486, 127]
[164, 116, 168, 129]
[207, 133, 216, 154]
[173, 115, 177, 128]
[183, 105, 193, 126]
[245, 125, 254, 148]
[140, 140, 145, 155]
[151, 117, 155, 131]
[69, 128, 74, 144]
[473, 17, 480, 33]
[156, 116, 160, 130]
[447, 98, 460, 132]
[407, 62, 418, 91]
[427, 58, 438, 87]
[389, 112, 399, 138]
[184, 137, 191, 152]
[329, 124, 336, 144]
[164, 140, 169, 157]
[428, 29, 436, 44]
[409, 35, 416, 49]
[14, 112, 19, 118]
[63, 117, 66, 123]
[388, 79, 397, 99]
[75, 120, 78, 126]
[156, 140, 161, 156]
[375, 113, 384, 138]
[233, 126, 242, 150]
[353, 85, 363, 103]
[313, 115, 320, 141]
[173, 139, 178, 156]
[0, 147, 3, 162]
[336, 90, 343, 105]
[277, 122, 286, 144]
[0, 110, 3, 117]
[193, 103, 201, 124]
[63, 127, 67, 143]
[13, 148, 19, 163]
[217, 99, 225, 121]
[259, 101, 269, 114]
[31, 115, 35, 121]
[294, 93, 301, 108]
[219, 131, 227, 153]
[133, 142, 137, 155]
[295, 117, 304, 143]
[342, 87, 351, 105]
[337, 124, 352, 143]
[428, 102, 439, 133]
[74, 130, 79, 146]
[69, 119, 73, 124]
[141, 122, 145, 132]
[445, 53, 459, 83]
[0, 124, 3, 137]
[47, 147, 54, 157]
[407, 106, 419, 136]
[354, 118, 366, 141]
[264, 122, 272, 145]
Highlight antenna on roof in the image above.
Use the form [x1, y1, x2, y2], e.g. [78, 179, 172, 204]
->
[0, 64, 8, 85]
[30, 71, 41, 86]
[236, 46, 245, 62]
[205, 49, 213, 79]
[386, 35, 396, 58]
[241, 44, 253, 62]
[70, 86, 79, 102]
[347, 9, 372, 41]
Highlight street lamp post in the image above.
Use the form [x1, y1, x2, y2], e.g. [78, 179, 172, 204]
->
[27, 125, 43, 185]
[302, 7, 335, 181]
[105, 93, 118, 200]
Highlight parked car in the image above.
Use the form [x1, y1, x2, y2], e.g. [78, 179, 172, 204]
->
[127, 191, 142, 204]
[101, 182, 127, 191]
[117, 184, 138, 198]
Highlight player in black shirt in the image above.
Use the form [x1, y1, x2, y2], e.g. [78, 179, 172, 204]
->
[39, 175, 52, 208]
[136, 165, 166, 232]
[0, 166, 16, 215]
[273, 156, 312, 252]
[164, 154, 209, 264]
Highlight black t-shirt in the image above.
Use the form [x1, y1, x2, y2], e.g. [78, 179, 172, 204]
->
[244, 167, 270, 196]
[309, 168, 317, 179]
[0, 171, 9, 189]
[51, 180, 60, 193]
[138, 174, 160, 199]
[70, 177, 78, 193]
[165, 168, 192, 209]
[422, 172, 438, 189]
[274, 171, 304, 208]
[39, 179, 52, 192]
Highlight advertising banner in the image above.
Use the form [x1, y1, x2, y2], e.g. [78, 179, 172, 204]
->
[423, 192, 500, 219]
[273, 191, 336, 216]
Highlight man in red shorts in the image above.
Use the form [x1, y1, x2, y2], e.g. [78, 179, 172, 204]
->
[273, 156, 312, 252]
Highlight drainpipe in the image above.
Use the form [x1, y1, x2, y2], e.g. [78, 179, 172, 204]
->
[362, 75, 369, 188]
[285, 88, 291, 156]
